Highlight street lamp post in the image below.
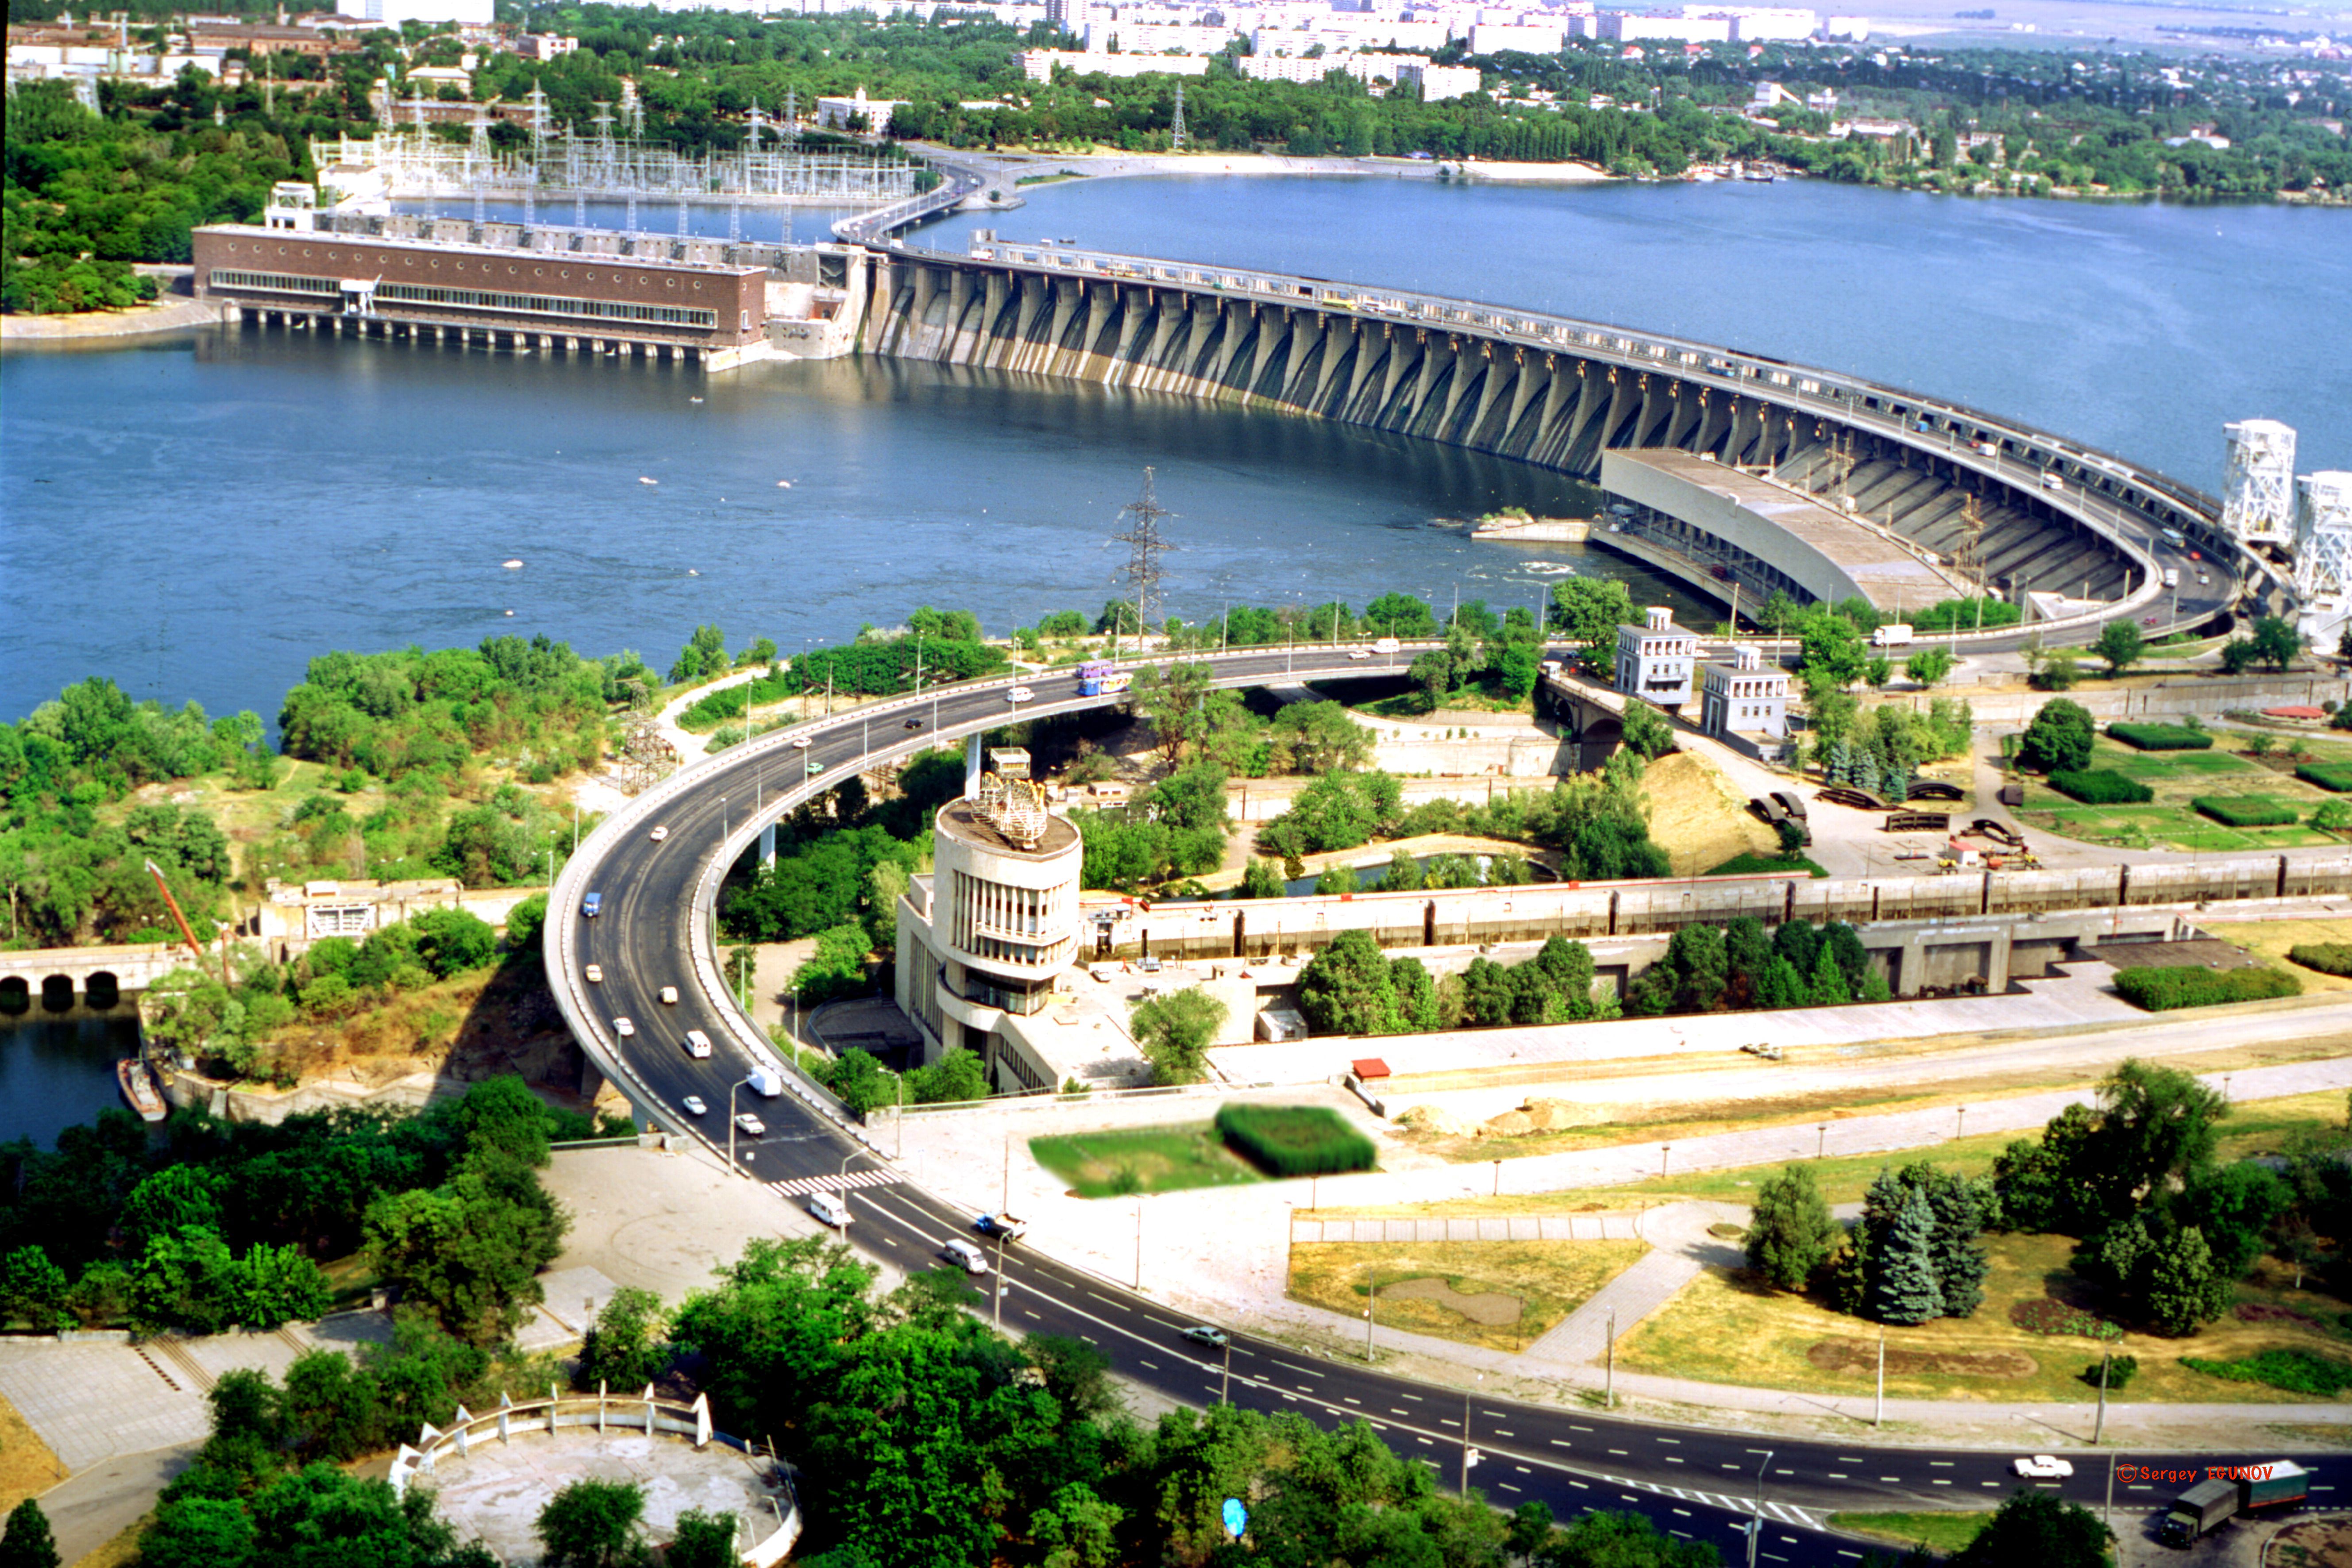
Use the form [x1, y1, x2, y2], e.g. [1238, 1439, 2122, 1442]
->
[1746, 1450, 1775, 1568]
[1459, 1373, 1481, 1495]
[837, 1150, 858, 1232]
[725, 1075, 755, 1170]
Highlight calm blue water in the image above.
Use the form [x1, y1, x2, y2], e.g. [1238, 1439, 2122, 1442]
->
[4, 176, 2346, 733]
[0, 1017, 141, 1148]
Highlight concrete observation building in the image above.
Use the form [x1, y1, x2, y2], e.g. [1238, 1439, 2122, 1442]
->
[1614, 605, 1699, 713]
[896, 757, 1086, 1095]
[1697, 643, 1790, 748]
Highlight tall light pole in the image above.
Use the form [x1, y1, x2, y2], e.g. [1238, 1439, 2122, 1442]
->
[725, 1075, 755, 1170]
[1459, 1372, 1481, 1494]
[837, 1150, 859, 1231]
[1746, 1449, 1775, 1568]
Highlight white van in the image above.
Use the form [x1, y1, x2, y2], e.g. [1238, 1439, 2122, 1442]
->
[683, 1029, 712, 1059]
[1372, 637, 1401, 654]
[941, 1238, 989, 1274]
[807, 1192, 849, 1228]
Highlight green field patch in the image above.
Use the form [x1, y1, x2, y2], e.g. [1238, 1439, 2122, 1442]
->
[1031, 1124, 1268, 1198]
[1707, 851, 1830, 878]
[2194, 794, 2304, 827]
[1215, 1104, 1377, 1176]
[1830, 1512, 1995, 1556]
[2113, 964, 2303, 1011]
[2108, 721, 2214, 751]
[2181, 1348, 2352, 1395]
[2048, 768, 2151, 804]
[2299, 762, 2352, 792]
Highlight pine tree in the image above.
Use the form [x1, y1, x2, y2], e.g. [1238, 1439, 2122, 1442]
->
[1755, 955, 1807, 1011]
[2145, 1225, 2233, 1337]
[1807, 944, 1850, 1006]
[1926, 1171, 1990, 1318]
[1747, 1165, 1840, 1291]
[1869, 1191, 1947, 1325]
[0, 1499, 61, 1568]
[1854, 747, 1882, 796]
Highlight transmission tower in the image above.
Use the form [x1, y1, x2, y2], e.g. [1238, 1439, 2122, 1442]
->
[1110, 466, 1179, 639]
[1954, 492, 1987, 597]
[1170, 84, 1188, 152]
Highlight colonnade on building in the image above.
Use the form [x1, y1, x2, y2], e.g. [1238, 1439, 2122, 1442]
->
[226, 305, 714, 365]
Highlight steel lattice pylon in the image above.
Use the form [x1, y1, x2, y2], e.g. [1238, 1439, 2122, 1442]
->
[2295, 471, 2352, 598]
[2222, 417, 2298, 546]
[1109, 466, 1180, 636]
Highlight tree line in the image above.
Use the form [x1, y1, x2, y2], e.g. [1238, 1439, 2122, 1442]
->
[0, 1075, 572, 1344]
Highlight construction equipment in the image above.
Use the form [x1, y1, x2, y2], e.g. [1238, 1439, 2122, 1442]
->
[143, 858, 230, 988]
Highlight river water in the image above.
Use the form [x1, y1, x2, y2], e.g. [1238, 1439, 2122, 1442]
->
[2, 175, 2346, 1140]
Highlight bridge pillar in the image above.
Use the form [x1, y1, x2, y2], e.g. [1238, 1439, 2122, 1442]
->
[964, 733, 984, 800]
[758, 823, 777, 867]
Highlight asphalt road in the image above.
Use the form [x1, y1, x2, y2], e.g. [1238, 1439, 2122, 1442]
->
[555, 646, 2327, 1564]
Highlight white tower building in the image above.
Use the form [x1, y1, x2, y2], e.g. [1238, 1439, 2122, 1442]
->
[2294, 471, 2352, 655]
[2222, 418, 2298, 547]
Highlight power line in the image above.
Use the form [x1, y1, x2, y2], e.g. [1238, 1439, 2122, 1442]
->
[1110, 466, 1179, 636]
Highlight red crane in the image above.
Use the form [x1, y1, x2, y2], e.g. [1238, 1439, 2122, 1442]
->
[144, 859, 231, 989]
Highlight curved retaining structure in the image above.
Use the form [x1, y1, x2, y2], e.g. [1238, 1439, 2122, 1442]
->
[852, 228, 2277, 644]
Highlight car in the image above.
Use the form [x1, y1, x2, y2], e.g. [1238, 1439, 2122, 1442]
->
[976, 1213, 1028, 1240]
[2013, 1456, 2074, 1479]
[791, 734, 812, 749]
[807, 1191, 849, 1227]
[1007, 686, 1034, 704]
[584, 963, 603, 984]
[1347, 648, 1370, 660]
[2199, 573, 2210, 585]
[613, 1017, 634, 1037]
[2144, 616, 2160, 626]
[683, 1029, 712, 1058]
[904, 717, 923, 729]
[582, 892, 603, 918]
[734, 1112, 766, 1137]
[1182, 1325, 1229, 1350]
[1138, 955, 1162, 973]
[649, 824, 668, 842]
[659, 985, 679, 1006]
[941, 1238, 989, 1274]
[806, 760, 825, 774]
[679, 1094, 707, 1116]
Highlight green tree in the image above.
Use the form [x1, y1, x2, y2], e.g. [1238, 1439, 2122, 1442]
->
[0, 1499, 61, 1568]
[1029, 1482, 1124, 1568]
[0, 1246, 71, 1333]
[1408, 649, 1454, 710]
[1375, 848, 1425, 892]
[790, 920, 874, 1006]
[1796, 608, 1869, 700]
[1129, 988, 1228, 1085]
[1239, 858, 1287, 898]
[536, 1478, 647, 1568]
[663, 1510, 740, 1568]
[1868, 1191, 1945, 1325]
[2092, 618, 2144, 676]
[2177, 1162, 2290, 1279]
[2017, 698, 2095, 773]
[1620, 700, 1675, 759]
[1746, 1166, 1839, 1290]
[503, 890, 549, 959]
[1903, 646, 1954, 689]
[1296, 930, 1408, 1036]
[133, 1225, 243, 1335]
[410, 906, 497, 978]
[2251, 613, 2304, 673]
[1947, 1490, 2111, 1568]
[2145, 1225, 2233, 1336]
[137, 1496, 257, 1568]
[906, 1046, 987, 1104]
[2028, 648, 2079, 691]
[1661, 923, 1727, 1012]
[362, 1156, 567, 1346]
[1549, 576, 1636, 651]
[579, 1287, 669, 1391]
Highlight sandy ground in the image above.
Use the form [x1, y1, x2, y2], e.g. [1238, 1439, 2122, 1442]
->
[1643, 750, 1779, 875]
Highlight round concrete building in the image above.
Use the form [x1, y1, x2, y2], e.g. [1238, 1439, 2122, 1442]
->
[895, 760, 1082, 1094]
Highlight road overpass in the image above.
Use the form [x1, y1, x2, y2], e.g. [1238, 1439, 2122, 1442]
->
[544, 644, 2344, 1564]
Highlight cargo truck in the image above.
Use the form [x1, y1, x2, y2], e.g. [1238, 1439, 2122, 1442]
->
[746, 1066, 784, 1097]
[2159, 1461, 2308, 1546]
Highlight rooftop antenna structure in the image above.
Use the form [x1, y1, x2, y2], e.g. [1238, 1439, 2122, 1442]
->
[784, 88, 799, 147]
[1110, 466, 1179, 645]
[2222, 417, 2298, 548]
[1170, 82, 1188, 151]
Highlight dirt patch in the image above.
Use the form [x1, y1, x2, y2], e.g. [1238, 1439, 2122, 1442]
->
[1643, 751, 1778, 877]
[1807, 1338, 2037, 1380]
[1480, 1098, 1584, 1138]
[1381, 1275, 1524, 1326]
[2267, 1515, 2352, 1567]
[0, 1389, 69, 1516]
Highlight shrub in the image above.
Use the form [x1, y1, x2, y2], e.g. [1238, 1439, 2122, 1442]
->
[1213, 1104, 1376, 1177]
[2297, 762, 2352, 792]
[2191, 795, 2302, 827]
[2047, 769, 2153, 805]
[2234, 1301, 2322, 1327]
[2289, 943, 2352, 978]
[2107, 722, 2213, 751]
[2182, 1348, 2352, 1396]
[2009, 1298, 2123, 1340]
[2112, 965, 2302, 1011]
[2081, 1354, 2139, 1390]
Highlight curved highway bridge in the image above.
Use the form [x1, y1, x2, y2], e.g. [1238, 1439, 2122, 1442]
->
[548, 647, 2342, 1566]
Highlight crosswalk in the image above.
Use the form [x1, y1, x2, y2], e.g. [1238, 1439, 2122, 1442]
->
[769, 1170, 900, 1199]
[1599, 1475, 1822, 1530]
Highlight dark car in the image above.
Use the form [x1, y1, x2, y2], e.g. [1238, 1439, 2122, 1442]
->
[904, 717, 923, 730]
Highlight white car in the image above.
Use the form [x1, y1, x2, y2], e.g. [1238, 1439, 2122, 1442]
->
[791, 734, 812, 749]
[1007, 686, 1033, 704]
[649, 824, 668, 842]
[734, 1113, 766, 1137]
[612, 1017, 634, 1037]
[584, 963, 603, 984]
[2013, 1456, 2074, 1479]
[679, 1094, 706, 1116]
[1347, 648, 1370, 660]
[659, 986, 679, 1006]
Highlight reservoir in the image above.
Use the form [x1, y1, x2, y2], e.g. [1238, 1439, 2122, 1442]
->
[3, 177, 2344, 729]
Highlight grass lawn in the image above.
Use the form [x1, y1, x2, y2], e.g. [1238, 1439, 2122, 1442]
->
[1618, 1231, 2352, 1405]
[1707, 851, 1829, 878]
[1831, 1511, 1992, 1555]
[2019, 734, 2352, 851]
[1287, 1239, 1648, 1353]
[1031, 1123, 1267, 1198]
[2207, 919, 2352, 993]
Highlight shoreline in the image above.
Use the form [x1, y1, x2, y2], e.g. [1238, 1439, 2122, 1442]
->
[0, 296, 225, 349]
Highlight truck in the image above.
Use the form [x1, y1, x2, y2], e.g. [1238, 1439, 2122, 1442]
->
[1870, 624, 1913, 648]
[2159, 1461, 2309, 1546]
[2163, 567, 2180, 588]
[746, 1066, 783, 1098]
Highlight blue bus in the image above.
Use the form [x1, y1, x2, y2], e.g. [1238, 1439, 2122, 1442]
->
[1076, 660, 1131, 698]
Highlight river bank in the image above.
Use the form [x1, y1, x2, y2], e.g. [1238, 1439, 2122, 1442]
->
[0, 295, 223, 348]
